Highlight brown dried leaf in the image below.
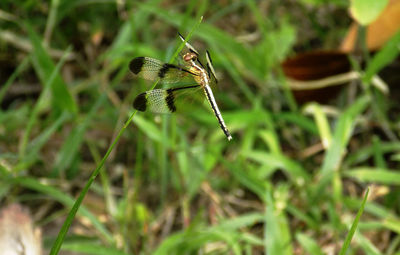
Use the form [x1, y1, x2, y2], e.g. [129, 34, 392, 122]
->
[281, 51, 350, 103]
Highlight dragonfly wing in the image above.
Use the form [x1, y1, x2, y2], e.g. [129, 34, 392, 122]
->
[178, 32, 199, 55]
[130, 57, 197, 84]
[206, 50, 218, 84]
[133, 85, 201, 114]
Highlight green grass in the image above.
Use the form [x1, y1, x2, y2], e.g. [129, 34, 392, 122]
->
[1, 0, 399, 254]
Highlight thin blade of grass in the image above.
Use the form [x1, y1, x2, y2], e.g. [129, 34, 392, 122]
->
[0, 57, 29, 104]
[264, 189, 292, 255]
[296, 233, 324, 255]
[363, 31, 400, 84]
[210, 212, 265, 231]
[245, 150, 311, 184]
[354, 231, 382, 255]
[303, 103, 332, 148]
[15, 111, 71, 171]
[51, 93, 107, 177]
[287, 204, 319, 229]
[26, 23, 77, 113]
[44, 0, 60, 43]
[345, 167, 400, 185]
[154, 213, 264, 255]
[19, 46, 73, 158]
[274, 112, 318, 135]
[382, 218, 400, 235]
[338, 188, 369, 255]
[372, 136, 386, 168]
[346, 142, 400, 166]
[316, 95, 370, 194]
[154, 229, 242, 255]
[61, 241, 130, 255]
[226, 160, 269, 201]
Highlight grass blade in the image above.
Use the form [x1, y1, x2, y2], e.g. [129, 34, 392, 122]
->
[51, 93, 107, 177]
[61, 241, 130, 255]
[316, 95, 370, 193]
[19, 46, 73, 158]
[345, 167, 400, 185]
[264, 189, 292, 255]
[296, 233, 324, 255]
[338, 188, 369, 255]
[363, 31, 400, 84]
[0, 57, 29, 104]
[26, 23, 77, 113]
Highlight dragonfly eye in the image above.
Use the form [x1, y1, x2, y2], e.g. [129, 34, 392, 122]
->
[183, 52, 197, 62]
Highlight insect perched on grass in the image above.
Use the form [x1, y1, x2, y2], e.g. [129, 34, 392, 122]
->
[129, 33, 232, 141]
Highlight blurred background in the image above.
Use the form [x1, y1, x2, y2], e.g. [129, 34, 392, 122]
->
[1, 0, 400, 254]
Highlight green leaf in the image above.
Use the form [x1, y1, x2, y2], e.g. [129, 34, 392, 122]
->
[345, 167, 400, 185]
[339, 188, 369, 255]
[350, 0, 389, 25]
[133, 115, 163, 143]
[0, 57, 29, 104]
[153, 213, 264, 255]
[275, 112, 318, 135]
[61, 241, 129, 255]
[317, 95, 370, 190]
[259, 130, 282, 155]
[226, 160, 268, 201]
[363, 31, 400, 84]
[26, 23, 77, 113]
[52, 94, 107, 177]
[287, 204, 319, 229]
[346, 142, 400, 166]
[296, 233, 324, 255]
[265, 190, 292, 255]
[354, 231, 382, 255]
[19, 46, 73, 158]
[382, 218, 400, 234]
[16, 112, 71, 170]
[303, 103, 332, 148]
[154, 229, 242, 255]
[245, 150, 311, 184]
[211, 213, 264, 231]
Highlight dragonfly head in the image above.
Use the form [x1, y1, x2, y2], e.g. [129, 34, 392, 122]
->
[183, 52, 197, 63]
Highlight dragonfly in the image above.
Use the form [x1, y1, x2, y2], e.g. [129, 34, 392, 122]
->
[129, 33, 232, 141]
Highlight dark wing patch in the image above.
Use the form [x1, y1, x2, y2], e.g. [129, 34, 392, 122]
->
[158, 63, 175, 79]
[129, 57, 145, 74]
[133, 92, 147, 111]
[165, 89, 177, 112]
[129, 57, 197, 84]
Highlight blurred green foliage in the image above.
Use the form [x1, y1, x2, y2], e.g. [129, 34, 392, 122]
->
[0, 0, 399, 254]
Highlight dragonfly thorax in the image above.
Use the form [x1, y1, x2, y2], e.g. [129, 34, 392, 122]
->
[182, 52, 208, 87]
